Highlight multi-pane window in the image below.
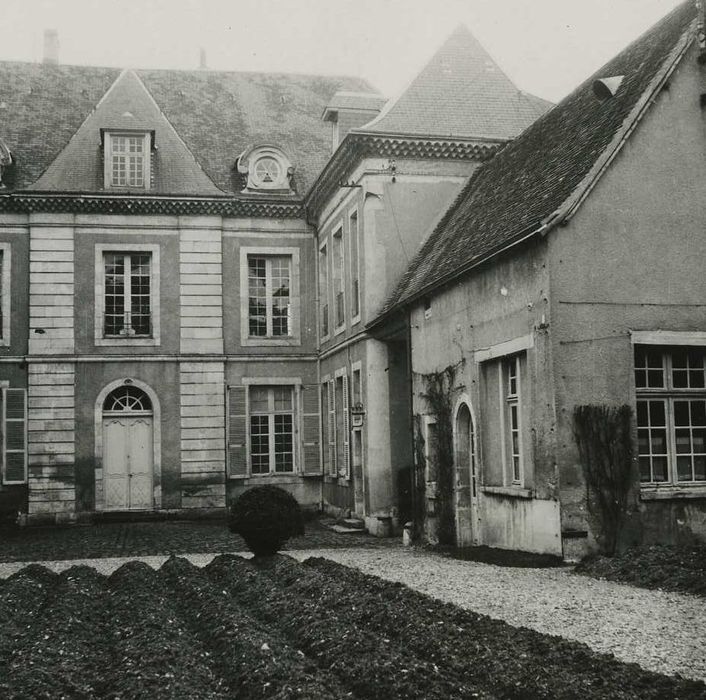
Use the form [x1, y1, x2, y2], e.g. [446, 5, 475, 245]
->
[104, 253, 151, 337]
[636, 346, 706, 485]
[249, 386, 295, 474]
[110, 134, 147, 188]
[349, 211, 360, 319]
[333, 228, 344, 328]
[504, 355, 523, 484]
[248, 256, 291, 338]
[319, 245, 329, 337]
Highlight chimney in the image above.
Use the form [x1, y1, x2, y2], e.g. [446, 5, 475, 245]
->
[199, 48, 207, 70]
[43, 29, 59, 65]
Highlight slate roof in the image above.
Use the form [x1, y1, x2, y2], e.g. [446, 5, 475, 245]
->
[137, 69, 374, 195]
[358, 25, 551, 139]
[0, 61, 375, 195]
[0, 62, 120, 189]
[34, 70, 222, 196]
[378, 1, 697, 317]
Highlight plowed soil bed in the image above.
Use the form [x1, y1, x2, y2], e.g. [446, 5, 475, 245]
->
[0, 555, 703, 699]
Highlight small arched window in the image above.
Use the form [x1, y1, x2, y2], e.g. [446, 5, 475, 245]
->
[103, 385, 152, 413]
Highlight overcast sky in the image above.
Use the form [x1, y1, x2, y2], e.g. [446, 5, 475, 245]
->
[0, 0, 686, 102]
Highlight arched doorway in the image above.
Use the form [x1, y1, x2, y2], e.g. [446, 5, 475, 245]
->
[455, 401, 479, 545]
[102, 385, 154, 510]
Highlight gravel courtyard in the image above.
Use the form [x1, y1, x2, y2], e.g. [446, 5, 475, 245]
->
[1, 543, 703, 684]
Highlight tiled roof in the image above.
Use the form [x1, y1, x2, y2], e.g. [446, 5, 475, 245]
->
[33, 70, 222, 195]
[0, 61, 374, 196]
[0, 62, 120, 189]
[358, 25, 551, 139]
[379, 1, 696, 317]
[137, 69, 374, 194]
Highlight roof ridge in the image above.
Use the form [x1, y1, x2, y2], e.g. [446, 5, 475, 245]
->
[371, 0, 698, 322]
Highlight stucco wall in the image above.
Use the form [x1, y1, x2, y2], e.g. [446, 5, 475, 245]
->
[409, 237, 562, 554]
[548, 44, 706, 547]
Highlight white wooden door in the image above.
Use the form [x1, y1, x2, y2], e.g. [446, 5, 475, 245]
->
[102, 416, 153, 510]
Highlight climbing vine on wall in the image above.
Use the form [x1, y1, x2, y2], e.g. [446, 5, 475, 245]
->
[573, 404, 633, 556]
[415, 362, 462, 546]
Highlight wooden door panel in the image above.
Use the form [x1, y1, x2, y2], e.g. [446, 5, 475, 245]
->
[128, 417, 153, 510]
[103, 418, 129, 510]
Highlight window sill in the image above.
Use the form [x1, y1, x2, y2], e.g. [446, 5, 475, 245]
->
[334, 325, 346, 336]
[229, 473, 298, 482]
[481, 485, 533, 499]
[96, 337, 159, 347]
[640, 486, 706, 501]
[241, 336, 300, 347]
[351, 315, 361, 327]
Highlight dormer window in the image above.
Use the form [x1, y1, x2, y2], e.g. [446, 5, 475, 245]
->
[236, 145, 294, 194]
[103, 131, 151, 190]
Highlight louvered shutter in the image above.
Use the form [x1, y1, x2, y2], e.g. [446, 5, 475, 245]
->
[342, 373, 351, 479]
[328, 380, 336, 475]
[301, 385, 322, 475]
[227, 385, 248, 478]
[320, 384, 329, 473]
[3, 389, 27, 484]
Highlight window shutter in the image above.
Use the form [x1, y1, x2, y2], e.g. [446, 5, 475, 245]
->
[227, 385, 248, 478]
[328, 380, 336, 476]
[301, 385, 322, 475]
[342, 373, 350, 479]
[3, 389, 27, 484]
[321, 384, 329, 473]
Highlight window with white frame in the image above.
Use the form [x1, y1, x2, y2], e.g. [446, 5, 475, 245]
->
[249, 385, 295, 474]
[103, 252, 152, 337]
[248, 255, 291, 338]
[504, 355, 523, 485]
[635, 346, 706, 485]
[319, 244, 329, 337]
[332, 227, 345, 329]
[349, 210, 360, 320]
[104, 132, 150, 189]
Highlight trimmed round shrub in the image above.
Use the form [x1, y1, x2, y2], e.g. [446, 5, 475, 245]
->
[228, 485, 305, 556]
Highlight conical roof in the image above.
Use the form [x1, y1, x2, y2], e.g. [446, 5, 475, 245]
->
[359, 25, 550, 140]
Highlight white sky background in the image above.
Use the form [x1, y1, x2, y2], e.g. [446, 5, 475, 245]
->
[0, 0, 686, 102]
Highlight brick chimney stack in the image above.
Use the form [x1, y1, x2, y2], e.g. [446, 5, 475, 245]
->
[43, 29, 60, 65]
[199, 48, 207, 70]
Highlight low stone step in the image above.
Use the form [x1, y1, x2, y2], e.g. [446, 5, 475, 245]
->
[341, 518, 365, 530]
[331, 524, 367, 535]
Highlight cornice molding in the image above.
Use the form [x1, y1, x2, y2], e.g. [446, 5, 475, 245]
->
[0, 193, 305, 219]
[305, 132, 504, 218]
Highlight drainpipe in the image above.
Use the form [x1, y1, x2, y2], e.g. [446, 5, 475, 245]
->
[405, 311, 418, 537]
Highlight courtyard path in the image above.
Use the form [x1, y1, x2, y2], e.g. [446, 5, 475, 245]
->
[1, 546, 703, 683]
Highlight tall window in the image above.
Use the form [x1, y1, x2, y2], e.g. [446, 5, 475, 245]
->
[249, 386, 295, 474]
[248, 255, 291, 338]
[319, 245, 329, 337]
[104, 253, 151, 337]
[333, 228, 344, 328]
[635, 346, 706, 485]
[349, 211, 360, 319]
[504, 356, 522, 484]
[106, 133, 149, 189]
